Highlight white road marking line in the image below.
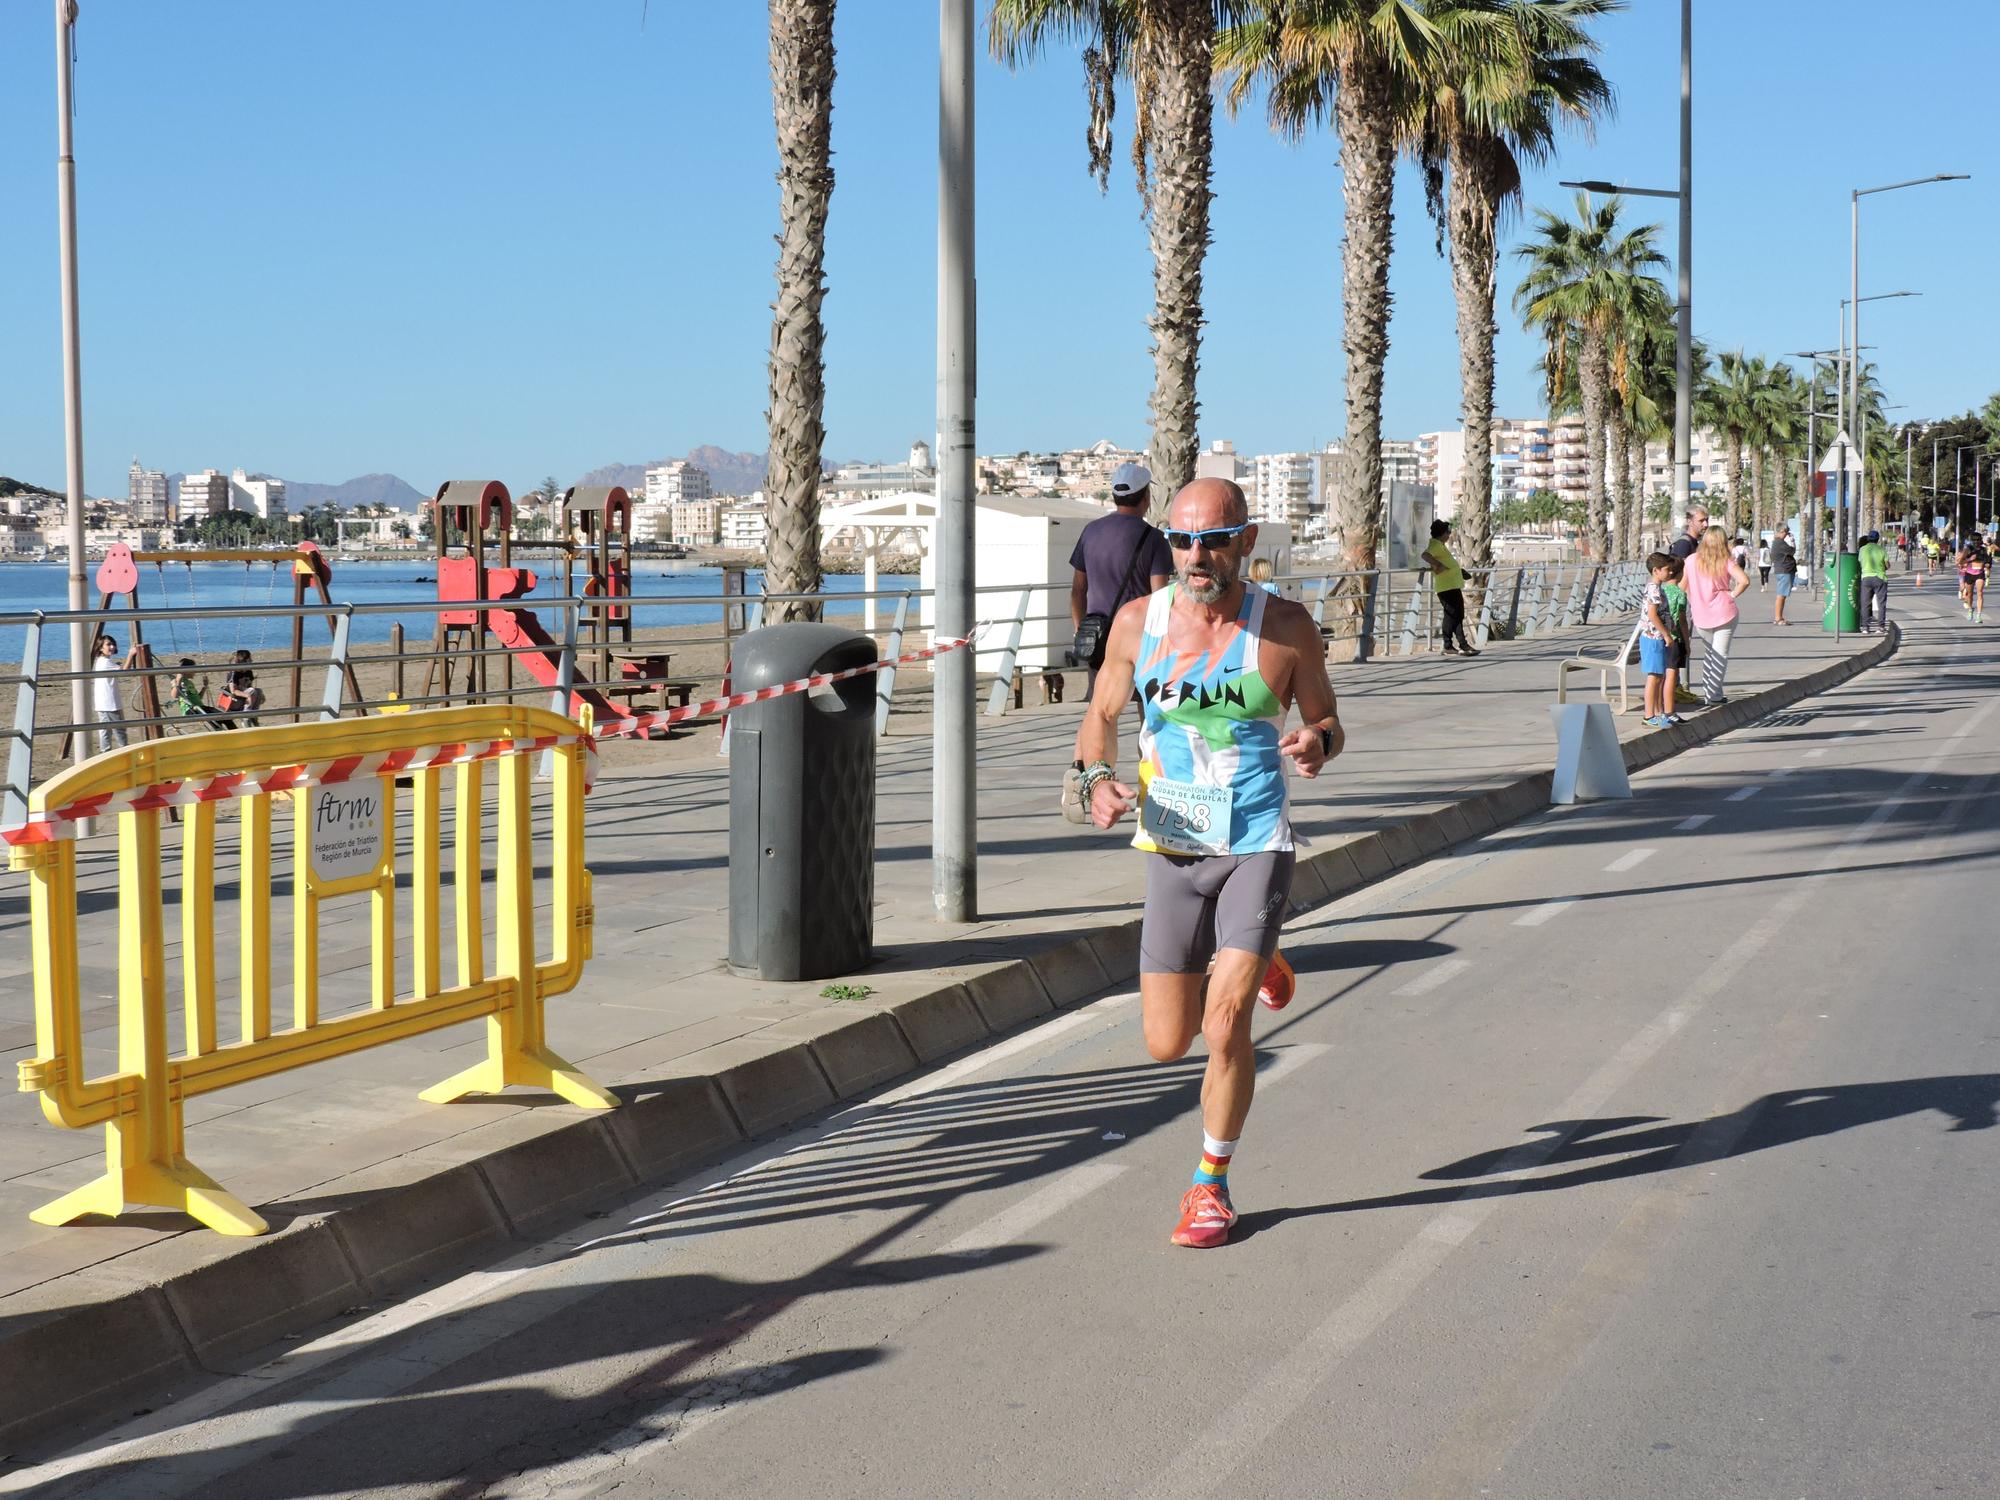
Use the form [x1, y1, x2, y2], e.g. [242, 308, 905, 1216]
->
[1602, 848, 1656, 874]
[1803, 748, 1827, 759]
[1394, 957, 1472, 997]
[1673, 814, 1713, 832]
[1512, 900, 1573, 928]
[1766, 766, 1794, 778]
[1139, 693, 2000, 1500]
[1255, 1041, 1332, 1088]
[940, 1162, 1127, 1257]
[1726, 786, 1760, 802]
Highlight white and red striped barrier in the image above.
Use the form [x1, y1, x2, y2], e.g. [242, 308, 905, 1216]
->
[597, 628, 983, 743]
[1, 629, 987, 847]
[1, 733, 594, 848]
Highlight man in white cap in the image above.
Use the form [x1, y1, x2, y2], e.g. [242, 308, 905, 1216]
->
[1068, 462, 1173, 690]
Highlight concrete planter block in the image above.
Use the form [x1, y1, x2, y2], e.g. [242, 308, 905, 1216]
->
[333, 1161, 509, 1293]
[962, 963, 1054, 1032]
[605, 1075, 746, 1184]
[765, 1008, 920, 1099]
[0, 1278, 192, 1449]
[687, 1036, 839, 1139]
[1028, 937, 1113, 1009]
[475, 1116, 638, 1235]
[1084, 921, 1144, 985]
[156, 1219, 363, 1367]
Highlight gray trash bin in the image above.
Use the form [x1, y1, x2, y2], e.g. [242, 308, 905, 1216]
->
[727, 623, 878, 980]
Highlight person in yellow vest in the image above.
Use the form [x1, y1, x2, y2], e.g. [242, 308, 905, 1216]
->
[1857, 530, 1890, 634]
[1421, 519, 1478, 656]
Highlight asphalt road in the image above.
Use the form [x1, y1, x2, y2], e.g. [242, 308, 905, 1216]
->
[11, 603, 1998, 1500]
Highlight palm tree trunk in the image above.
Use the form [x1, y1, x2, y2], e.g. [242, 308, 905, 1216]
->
[1606, 407, 1630, 562]
[1332, 48, 1396, 605]
[764, 0, 836, 623]
[1578, 327, 1610, 560]
[1725, 431, 1744, 538]
[1142, 2, 1213, 506]
[1446, 134, 1501, 611]
[1751, 444, 1769, 548]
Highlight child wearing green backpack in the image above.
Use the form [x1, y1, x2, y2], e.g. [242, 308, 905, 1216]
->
[1661, 555, 1692, 722]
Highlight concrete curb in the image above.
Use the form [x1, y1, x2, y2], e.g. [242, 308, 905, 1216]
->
[0, 626, 1897, 1450]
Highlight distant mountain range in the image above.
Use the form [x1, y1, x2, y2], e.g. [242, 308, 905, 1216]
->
[272, 472, 430, 511]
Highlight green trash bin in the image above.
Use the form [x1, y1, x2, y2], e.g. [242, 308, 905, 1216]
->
[1821, 552, 1860, 633]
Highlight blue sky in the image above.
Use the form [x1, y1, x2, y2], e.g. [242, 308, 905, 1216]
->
[0, 1, 1995, 497]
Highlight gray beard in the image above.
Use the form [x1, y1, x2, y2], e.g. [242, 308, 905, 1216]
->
[1178, 565, 1230, 604]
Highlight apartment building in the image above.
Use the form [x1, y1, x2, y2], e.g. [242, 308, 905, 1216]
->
[229, 468, 286, 519]
[128, 459, 170, 524]
[671, 498, 722, 547]
[178, 468, 229, 519]
[721, 500, 768, 551]
[1250, 451, 1323, 533]
[644, 460, 712, 508]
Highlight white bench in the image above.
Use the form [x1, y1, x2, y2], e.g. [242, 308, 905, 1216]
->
[1557, 615, 1645, 714]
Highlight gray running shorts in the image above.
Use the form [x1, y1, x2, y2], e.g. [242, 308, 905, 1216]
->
[1140, 850, 1297, 975]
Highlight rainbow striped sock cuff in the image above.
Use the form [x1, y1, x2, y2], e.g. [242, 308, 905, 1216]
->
[1192, 1152, 1232, 1186]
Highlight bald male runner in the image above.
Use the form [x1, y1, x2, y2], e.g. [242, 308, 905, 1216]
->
[1071, 478, 1344, 1247]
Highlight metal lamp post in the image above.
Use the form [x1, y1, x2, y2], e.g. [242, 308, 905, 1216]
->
[1846, 175, 1968, 553]
[934, 0, 976, 921]
[54, 0, 90, 781]
[1552, 0, 1692, 537]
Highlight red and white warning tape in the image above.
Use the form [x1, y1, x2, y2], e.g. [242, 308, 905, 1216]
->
[1, 628, 989, 847]
[1, 733, 593, 848]
[594, 628, 983, 742]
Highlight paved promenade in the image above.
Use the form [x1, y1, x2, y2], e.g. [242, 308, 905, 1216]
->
[0, 601, 1892, 1443]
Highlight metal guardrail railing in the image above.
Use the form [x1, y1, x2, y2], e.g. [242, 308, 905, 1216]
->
[3, 558, 1639, 833]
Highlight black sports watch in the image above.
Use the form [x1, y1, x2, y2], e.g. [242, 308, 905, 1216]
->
[1315, 724, 1335, 756]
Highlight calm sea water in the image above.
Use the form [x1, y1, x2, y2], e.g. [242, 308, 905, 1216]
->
[0, 559, 914, 663]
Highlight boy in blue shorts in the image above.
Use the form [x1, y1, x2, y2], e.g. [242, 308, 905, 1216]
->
[1642, 551, 1676, 727]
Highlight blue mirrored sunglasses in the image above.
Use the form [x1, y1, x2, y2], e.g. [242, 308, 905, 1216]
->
[1162, 522, 1251, 551]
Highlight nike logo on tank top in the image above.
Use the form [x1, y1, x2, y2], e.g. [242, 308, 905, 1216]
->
[1131, 584, 1294, 856]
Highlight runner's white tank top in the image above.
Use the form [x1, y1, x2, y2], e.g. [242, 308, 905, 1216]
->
[1130, 584, 1294, 856]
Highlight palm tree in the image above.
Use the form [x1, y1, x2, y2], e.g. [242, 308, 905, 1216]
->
[1218, 1, 1487, 590]
[1755, 363, 1805, 543]
[1614, 304, 1681, 558]
[765, 0, 837, 621]
[989, 1, 1223, 500]
[1514, 192, 1668, 560]
[1701, 350, 1757, 535]
[1415, 0, 1616, 580]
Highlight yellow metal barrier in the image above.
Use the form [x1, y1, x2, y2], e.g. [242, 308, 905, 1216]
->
[11, 705, 611, 1236]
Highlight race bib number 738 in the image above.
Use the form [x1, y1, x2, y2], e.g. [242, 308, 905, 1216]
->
[1138, 775, 1232, 856]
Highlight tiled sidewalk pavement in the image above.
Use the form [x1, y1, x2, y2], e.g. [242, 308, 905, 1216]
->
[0, 607, 1890, 1443]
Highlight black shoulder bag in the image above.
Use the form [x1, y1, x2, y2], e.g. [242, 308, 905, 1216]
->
[1069, 527, 1155, 670]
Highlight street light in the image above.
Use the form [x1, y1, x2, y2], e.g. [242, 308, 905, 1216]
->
[1846, 174, 1969, 556]
[1555, 0, 1694, 539]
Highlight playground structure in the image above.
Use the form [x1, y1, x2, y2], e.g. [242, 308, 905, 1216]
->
[420, 479, 671, 730]
[72, 542, 364, 750]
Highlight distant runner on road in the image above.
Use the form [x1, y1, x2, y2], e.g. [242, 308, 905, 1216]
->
[1071, 477, 1343, 1249]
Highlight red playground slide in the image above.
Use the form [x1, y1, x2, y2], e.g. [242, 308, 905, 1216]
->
[485, 603, 636, 725]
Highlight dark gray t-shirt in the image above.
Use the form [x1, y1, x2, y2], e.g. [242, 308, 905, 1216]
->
[1770, 535, 1797, 574]
[1668, 533, 1700, 560]
[1069, 510, 1172, 618]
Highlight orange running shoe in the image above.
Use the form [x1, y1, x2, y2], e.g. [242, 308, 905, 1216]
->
[1257, 949, 1295, 1011]
[1170, 1182, 1237, 1248]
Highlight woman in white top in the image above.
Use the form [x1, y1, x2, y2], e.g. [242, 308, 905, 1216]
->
[91, 634, 129, 752]
[1755, 539, 1772, 587]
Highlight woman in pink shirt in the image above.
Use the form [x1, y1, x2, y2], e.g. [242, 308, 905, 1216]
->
[1686, 525, 1750, 706]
